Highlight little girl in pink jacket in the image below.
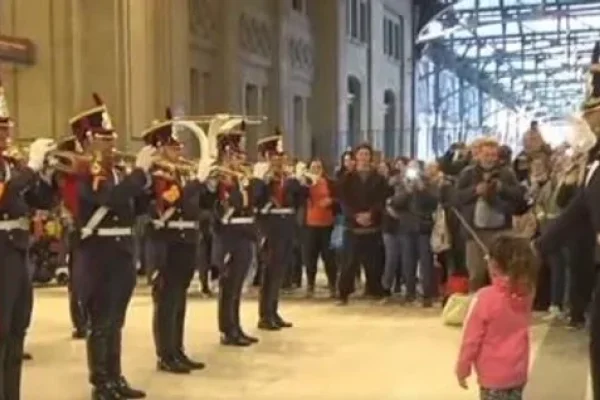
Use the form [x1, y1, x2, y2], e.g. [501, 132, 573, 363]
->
[455, 235, 539, 400]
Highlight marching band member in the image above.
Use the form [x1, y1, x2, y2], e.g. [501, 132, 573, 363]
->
[74, 105, 153, 399]
[212, 127, 263, 346]
[59, 93, 106, 340]
[142, 109, 209, 374]
[536, 41, 600, 399]
[0, 79, 57, 400]
[255, 128, 304, 331]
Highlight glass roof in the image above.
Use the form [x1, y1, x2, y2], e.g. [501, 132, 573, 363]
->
[420, 0, 600, 120]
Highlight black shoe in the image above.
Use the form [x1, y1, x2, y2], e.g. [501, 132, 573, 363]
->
[257, 319, 281, 331]
[336, 298, 349, 306]
[156, 358, 191, 374]
[115, 376, 146, 398]
[175, 352, 206, 370]
[92, 383, 124, 400]
[567, 320, 585, 331]
[220, 333, 252, 347]
[237, 329, 259, 344]
[274, 315, 293, 328]
[72, 329, 86, 339]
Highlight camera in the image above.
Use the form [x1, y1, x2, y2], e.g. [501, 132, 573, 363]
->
[405, 167, 420, 181]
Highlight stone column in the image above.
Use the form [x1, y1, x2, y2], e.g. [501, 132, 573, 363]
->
[77, 0, 128, 147]
[215, 0, 241, 111]
[309, 0, 345, 166]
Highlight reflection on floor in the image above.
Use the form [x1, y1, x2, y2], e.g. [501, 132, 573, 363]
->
[24, 288, 589, 400]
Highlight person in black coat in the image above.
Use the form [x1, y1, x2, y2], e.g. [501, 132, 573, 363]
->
[337, 143, 388, 304]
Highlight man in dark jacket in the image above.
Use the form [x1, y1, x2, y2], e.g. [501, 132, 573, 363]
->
[455, 138, 524, 291]
[337, 143, 388, 304]
[388, 163, 438, 306]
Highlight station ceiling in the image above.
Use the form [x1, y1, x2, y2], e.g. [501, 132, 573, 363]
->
[417, 0, 600, 122]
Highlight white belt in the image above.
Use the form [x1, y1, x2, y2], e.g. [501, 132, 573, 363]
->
[153, 220, 198, 230]
[222, 216, 255, 225]
[81, 227, 133, 237]
[267, 208, 295, 215]
[0, 218, 29, 231]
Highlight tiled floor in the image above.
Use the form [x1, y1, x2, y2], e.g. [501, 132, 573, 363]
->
[22, 287, 588, 400]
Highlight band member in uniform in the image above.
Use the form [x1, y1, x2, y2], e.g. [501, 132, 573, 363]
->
[536, 42, 600, 400]
[0, 80, 57, 400]
[142, 108, 209, 374]
[57, 94, 106, 339]
[211, 127, 262, 346]
[255, 128, 303, 330]
[74, 102, 154, 399]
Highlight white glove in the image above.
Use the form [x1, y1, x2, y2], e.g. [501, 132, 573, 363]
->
[253, 161, 269, 180]
[196, 159, 213, 182]
[135, 145, 156, 173]
[27, 138, 57, 172]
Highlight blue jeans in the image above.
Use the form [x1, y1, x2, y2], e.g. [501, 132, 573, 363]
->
[382, 232, 402, 291]
[400, 232, 435, 300]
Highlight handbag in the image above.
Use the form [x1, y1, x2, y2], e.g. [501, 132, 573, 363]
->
[430, 205, 451, 253]
[330, 216, 345, 250]
[441, 293, 473, 326]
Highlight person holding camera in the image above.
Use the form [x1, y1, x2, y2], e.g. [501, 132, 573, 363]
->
[455, 138, 524, 292]
[386, 161, 439, 306]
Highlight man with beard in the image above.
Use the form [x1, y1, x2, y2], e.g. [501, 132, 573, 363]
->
[455, 138, 524, 291]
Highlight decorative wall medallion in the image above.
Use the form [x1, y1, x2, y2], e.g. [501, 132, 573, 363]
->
[288, 37, 314, 72]
[189, 0, 217, 42]
[238, 13, 272, 60]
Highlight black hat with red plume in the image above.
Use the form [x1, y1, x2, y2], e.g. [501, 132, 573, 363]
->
[69, 92, 115, 141]
[142, 107, 181, 147]
[257, 127, 284, 157]
[217, 119, 245, 157]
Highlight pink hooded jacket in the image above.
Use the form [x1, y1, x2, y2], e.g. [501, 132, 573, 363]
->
[455, 276, 532, 389]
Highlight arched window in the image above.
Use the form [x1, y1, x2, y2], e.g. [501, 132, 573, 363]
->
[383, 89, 396, 157]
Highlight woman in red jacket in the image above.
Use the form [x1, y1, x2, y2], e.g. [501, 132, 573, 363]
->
[303, 159, 338, 297]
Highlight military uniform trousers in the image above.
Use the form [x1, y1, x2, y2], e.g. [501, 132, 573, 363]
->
[589, 269, 600, 400]
[0, 245, 33, 400]
[77, 241, 137, 389]
[151, 240, 196, 361]
[259, 214, 295, 321]
[66, 234, 87, 334]
[213, 226, 254, 335]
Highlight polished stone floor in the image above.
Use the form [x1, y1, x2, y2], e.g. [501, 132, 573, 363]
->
[23, 287, 589, 400]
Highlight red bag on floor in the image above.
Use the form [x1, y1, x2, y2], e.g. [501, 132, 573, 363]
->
[446, 275, 469, 296]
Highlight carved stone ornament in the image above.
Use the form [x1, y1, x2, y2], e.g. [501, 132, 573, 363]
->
[288, 37, 314, 72]
[189, 0, 217, 41]
[238, 13, 272, 59]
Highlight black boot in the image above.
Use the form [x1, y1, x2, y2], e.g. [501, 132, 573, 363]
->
[87, 334, 123, 400]
[156, 357, 191, 374]
[174, 350, 205, 371]
[220, 332, 252, 347]
[236, 328, 259, 344]
[109, 332, 146, 398]
[257, 319, 281, 331]
[4, 336, 25, 400]
[69, 293, 87, 340]
[172, 294, 203, 371]
[274, 314, 293, 328]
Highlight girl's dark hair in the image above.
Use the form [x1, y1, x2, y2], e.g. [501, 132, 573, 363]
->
[488, 235, 539, 293]
[354, 142, 373, 155]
